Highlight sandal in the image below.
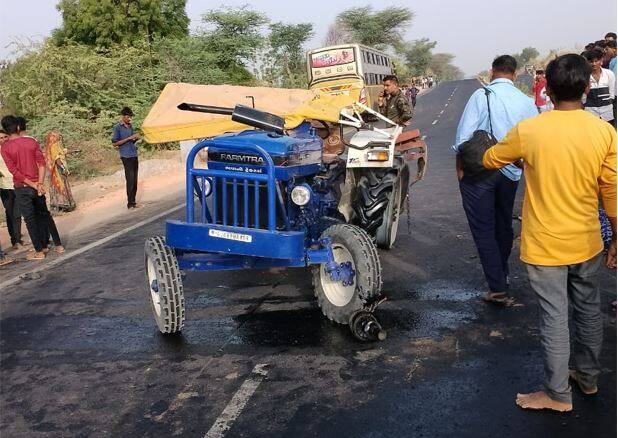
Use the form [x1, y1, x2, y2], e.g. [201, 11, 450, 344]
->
[26, 252, 46, 261]
[28, 248, 50, 254]
[483, 292, 509, 304]
[0, 256, 15, 267]
[54, 246, 65, 254]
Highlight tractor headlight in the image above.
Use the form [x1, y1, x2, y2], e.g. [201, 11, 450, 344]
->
[291, 185, 311, 206]
[367, 149, 390, 161]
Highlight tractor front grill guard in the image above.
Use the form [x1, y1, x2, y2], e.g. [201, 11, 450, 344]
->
[185, 142, 277, 231]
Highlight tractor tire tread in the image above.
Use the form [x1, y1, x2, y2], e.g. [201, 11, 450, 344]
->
[145, 236, 185, 334]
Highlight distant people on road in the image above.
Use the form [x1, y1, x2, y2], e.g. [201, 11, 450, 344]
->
[409, 84, 420, 108]
[582, 49, 616, 127]
[0, 129, 24, 251]
[1, 116, 64, 261]
[532, 69, 550, 112]
[482, 53, 616, 413]
[112, 106, 141, 209]
[378, 75, 413, 126]
[453, 55, 537, 304]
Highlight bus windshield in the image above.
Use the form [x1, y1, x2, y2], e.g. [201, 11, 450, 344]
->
[308, 47, 360, 84]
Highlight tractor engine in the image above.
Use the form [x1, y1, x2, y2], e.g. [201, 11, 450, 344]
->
[204, 117, 344, 237]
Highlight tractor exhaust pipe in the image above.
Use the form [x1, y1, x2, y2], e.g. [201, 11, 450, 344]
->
[177, 103, 285, 135]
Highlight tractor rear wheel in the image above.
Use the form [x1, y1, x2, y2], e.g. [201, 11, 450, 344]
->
[145, 236, 185, 334]
[374, 171, 402, 249]
[353, 156, 407, 249]
[313, 224, 382, 324]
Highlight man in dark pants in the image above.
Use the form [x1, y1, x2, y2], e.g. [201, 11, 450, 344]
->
[0, 116, 64, 260]
[0, 128, 24, 249]
[112, 107, 140, 209]
[453, 55, 538, 303]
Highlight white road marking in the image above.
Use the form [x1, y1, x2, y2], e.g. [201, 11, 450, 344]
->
[432, 120, 438, 125]
[0, 203, 185, 290]
[204, 364, 269, 438]
[439, 110, 444, 115]
[445, 103, 449, 107]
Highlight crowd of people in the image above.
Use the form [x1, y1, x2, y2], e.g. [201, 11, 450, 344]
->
[413, 75, 436, 89]
[533, 32, 616, 123]
[455, 31, 616, 414]
[0, 106, 141, 267]
[0, 116, 65, 265]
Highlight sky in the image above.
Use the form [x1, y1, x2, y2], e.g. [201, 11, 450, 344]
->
[0, 0, 616, 76]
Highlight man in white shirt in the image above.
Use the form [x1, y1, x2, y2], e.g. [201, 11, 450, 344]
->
[583, 48, 616, 127]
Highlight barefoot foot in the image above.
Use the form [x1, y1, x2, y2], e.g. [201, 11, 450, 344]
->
[515, 391, 572, 412]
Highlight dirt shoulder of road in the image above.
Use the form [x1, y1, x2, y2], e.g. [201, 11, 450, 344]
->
[0, 151, 185, 257]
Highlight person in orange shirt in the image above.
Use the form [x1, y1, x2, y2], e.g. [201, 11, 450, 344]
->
[483, 54, 616, 413]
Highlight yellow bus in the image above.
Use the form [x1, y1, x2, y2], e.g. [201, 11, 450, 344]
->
[306, 44, 394, 111]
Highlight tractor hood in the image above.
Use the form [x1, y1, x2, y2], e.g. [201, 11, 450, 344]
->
[142, 82, 356, 143]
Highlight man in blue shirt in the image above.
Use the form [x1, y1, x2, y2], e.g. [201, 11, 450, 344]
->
[112, 107, 140, 209]
[453, 55, 538, 303]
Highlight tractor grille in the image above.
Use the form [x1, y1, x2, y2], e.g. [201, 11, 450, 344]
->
[194, 175, 279, 230]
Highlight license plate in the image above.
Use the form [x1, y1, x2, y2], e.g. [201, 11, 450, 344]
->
[209, 229, 253, 243]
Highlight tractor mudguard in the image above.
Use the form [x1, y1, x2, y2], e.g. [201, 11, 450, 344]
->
[395, 129, 427, 185]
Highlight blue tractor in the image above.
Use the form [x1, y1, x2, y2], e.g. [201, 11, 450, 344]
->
[145, 102, 426, 340]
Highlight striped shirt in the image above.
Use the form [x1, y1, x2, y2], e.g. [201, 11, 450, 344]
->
[584, 68, 616, 122]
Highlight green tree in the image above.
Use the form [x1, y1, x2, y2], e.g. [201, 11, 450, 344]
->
[429, 52, 464, 81]
[265, 22, 313, 88]
[53, 0, 189, 47]
[512, 47, 540, 67]
[403, 38, 437, 76]
[199, 6, 268, 83]
[335, 6, 414, 50]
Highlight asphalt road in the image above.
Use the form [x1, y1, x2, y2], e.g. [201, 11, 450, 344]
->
[1, 79, 616, 438]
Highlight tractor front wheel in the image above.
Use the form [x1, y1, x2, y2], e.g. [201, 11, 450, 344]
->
[145, 236, 185, 334]
[313, 224, 382, 324]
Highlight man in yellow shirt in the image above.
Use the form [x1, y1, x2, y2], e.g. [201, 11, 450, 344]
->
[483, 54, 616, 413]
